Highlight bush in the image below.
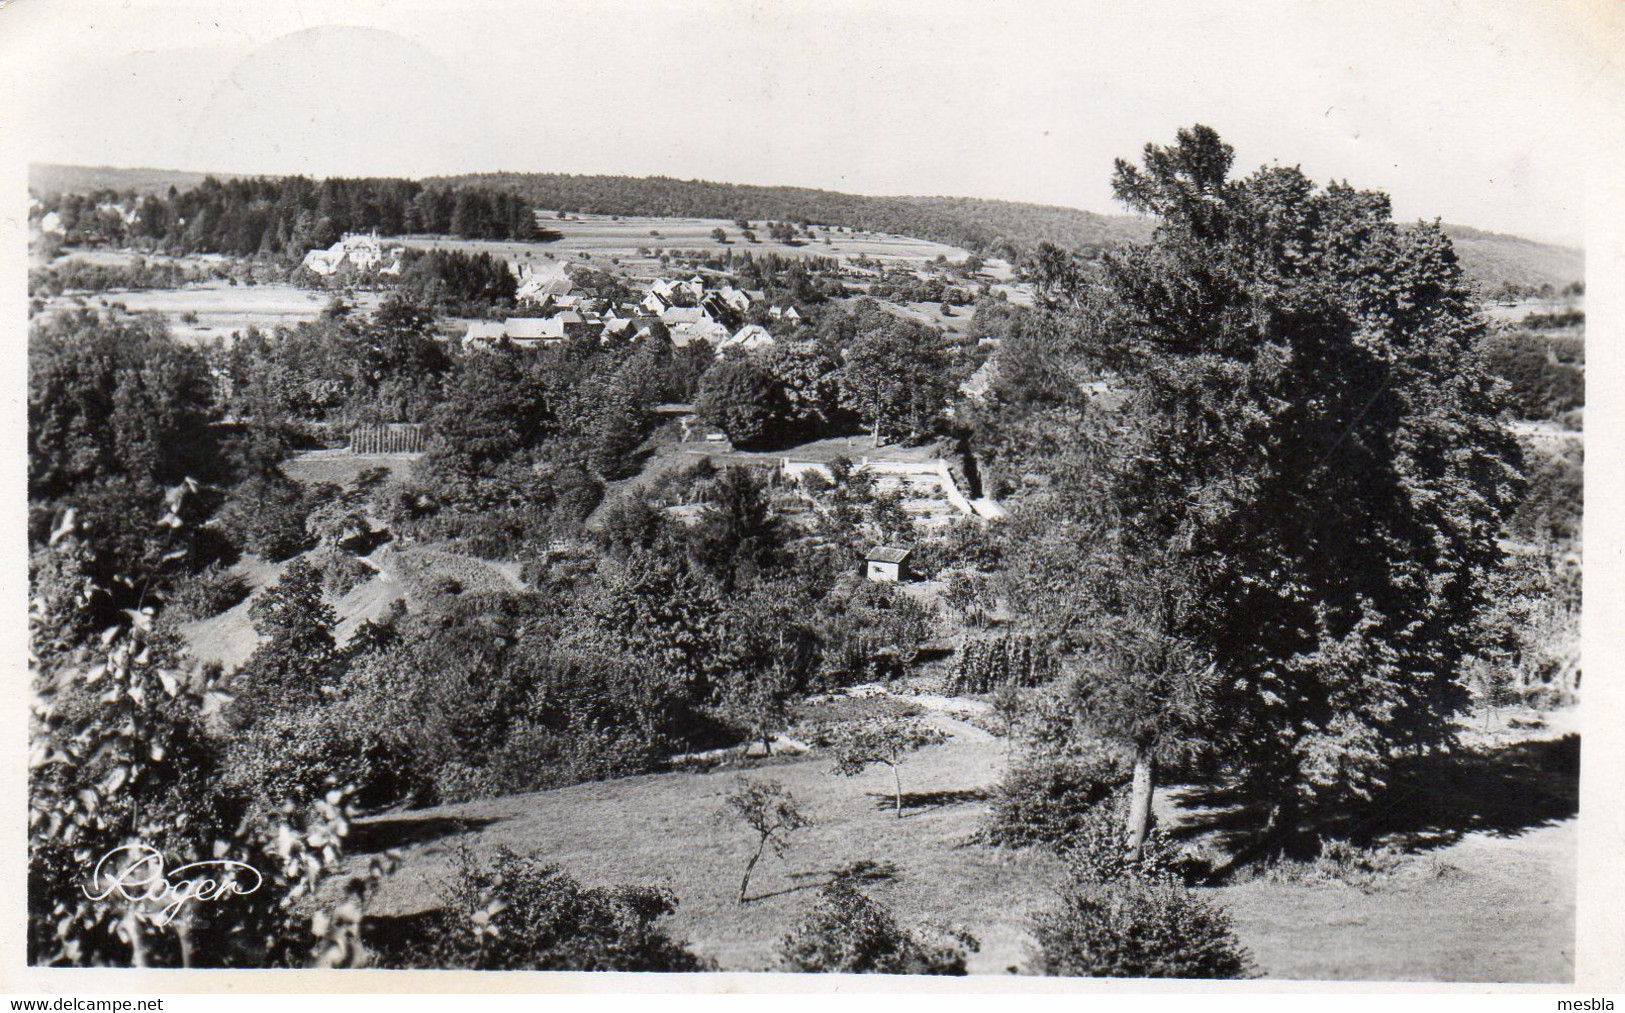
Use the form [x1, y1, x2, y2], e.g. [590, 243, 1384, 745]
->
[374, 847, 707, 971]
[217, 470, 313, 562]
[163, 562, 251, 622]
[1256, 838, 1404, 892]
[986, 747, 1126, 849]
[778, 879, 974, 974]
[1481, 331, 1585, 419]
[1512, 443, 1582, 543]
[318, 549, 375, 598]
[1060, 789, 1188, 886]
[1030, 878, 1252, 979]
[221, 703, 411, 813]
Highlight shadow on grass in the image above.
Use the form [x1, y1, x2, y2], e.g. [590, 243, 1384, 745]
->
[347, 814, 504, 854]
[747, 859, 899, 903]
[1176, 733, 1579, 878]
[1336, 732, 1579, 850]
[865, 787, 988, 818]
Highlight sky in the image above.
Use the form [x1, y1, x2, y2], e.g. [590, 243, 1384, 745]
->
[5, 0, 1620, 246]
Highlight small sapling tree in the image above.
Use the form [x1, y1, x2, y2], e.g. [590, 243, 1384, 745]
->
[990, 682, 1026, 759]
[828, 717, 949, 818]
[718, 778, 810, 904]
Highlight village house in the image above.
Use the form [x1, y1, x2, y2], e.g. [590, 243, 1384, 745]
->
[301, 233, 401, 277]
[515, 266, 572, 306]
[717, 324, 775, 355]
[660, 305, 705, 326]
[865, 546, 912, 583]
[461, 312, 604, 351]
[670, 318, 730, 347]
[701, 292, 742, 329]
[717, 286, 753, 314]
[461, 320, 510, 351]
[500, 317, 562, 347]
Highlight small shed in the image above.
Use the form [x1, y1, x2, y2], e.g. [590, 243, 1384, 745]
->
[865, 545, 912, 583]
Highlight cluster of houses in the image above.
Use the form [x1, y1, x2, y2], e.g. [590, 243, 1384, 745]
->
[300, 233, 404, 277]
[463, 265, 803, 354]
[33, 197, 140, 237]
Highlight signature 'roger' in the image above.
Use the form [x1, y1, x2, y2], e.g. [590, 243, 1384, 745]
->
[84, 844, 263, 925]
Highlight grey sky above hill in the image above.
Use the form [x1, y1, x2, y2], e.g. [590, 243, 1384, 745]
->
[8, 0, 1619, 247]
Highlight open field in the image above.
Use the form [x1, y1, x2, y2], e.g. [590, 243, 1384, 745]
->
[280, 450, 421, 487]
[356, 708, 1067, 974]
[1221, 821, 1573, 982]
[348, 701, 1577, 980]
[396, 212, 976, 281]
[43, 246, 241, 271]
[1481, 296, 1585, 324]
[36, 282, 385, 343]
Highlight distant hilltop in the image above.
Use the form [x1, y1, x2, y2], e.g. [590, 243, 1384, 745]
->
[29, 162, 1583, 293]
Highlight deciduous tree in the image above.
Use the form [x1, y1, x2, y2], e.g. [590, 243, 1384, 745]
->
[717, 778, 810, 904]
[828, 716, 949, 818]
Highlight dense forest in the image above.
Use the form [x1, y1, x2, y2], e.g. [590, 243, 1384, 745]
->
[437, 171, 1155, 256]
[31, 175, 538, 257]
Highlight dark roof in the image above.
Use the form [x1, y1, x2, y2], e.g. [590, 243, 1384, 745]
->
[866, 546, 912, 564]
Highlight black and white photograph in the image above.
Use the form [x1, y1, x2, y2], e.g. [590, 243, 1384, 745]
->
[3, 0, 1620, 996]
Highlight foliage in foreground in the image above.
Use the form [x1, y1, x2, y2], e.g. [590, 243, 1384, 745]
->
[778, 879, 975, 975]
[1030, 877, 1251, 979]
[29, 511, 391, 968]
[375, 847, 707, 971]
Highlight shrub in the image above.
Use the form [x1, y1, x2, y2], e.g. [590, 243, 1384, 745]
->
[375, 847, 707, 971]
[318, 549, 375, 598]
[1256, 838, 1404, 892]
[218, 470, 313, 562]
[986, 747, 1126, 849]
[1481, 331, 1585, 419]
[1512, 443, 1582, 543]
[1060, 789, 1188, 886]
[221, 703, 412, 813]
[164, 562, 251, 622]
[1309, 839, 1403, 888]
[1030, 878, 1252, 979]
[778, 879, 974, 974]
